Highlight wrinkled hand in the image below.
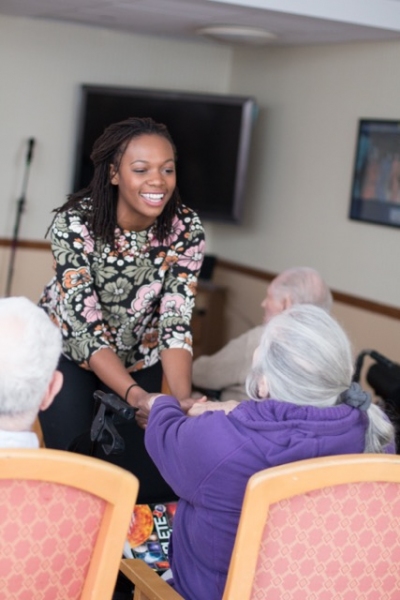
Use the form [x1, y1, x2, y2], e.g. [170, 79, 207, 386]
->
[188, 399, 240, 417]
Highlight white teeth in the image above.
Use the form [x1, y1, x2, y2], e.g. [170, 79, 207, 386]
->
[142, 193, 164, 201]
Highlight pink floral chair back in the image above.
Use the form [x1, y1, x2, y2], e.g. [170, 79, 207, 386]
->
[223, 454, 400, 600]
[0, 448, 139, 600]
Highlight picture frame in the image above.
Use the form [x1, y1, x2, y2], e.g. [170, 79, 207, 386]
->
[349, 119, 400, 228]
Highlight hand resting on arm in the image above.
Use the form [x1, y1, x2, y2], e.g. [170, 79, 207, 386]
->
[135, 394, 208, 429]
[188, 399, 240, 416]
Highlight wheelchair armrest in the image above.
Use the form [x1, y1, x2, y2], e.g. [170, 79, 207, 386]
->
[91, 391, 136, 455]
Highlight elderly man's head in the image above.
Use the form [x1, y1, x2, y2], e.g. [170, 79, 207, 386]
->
[261, 267, 332, 323]
[0, 297, 62, 431]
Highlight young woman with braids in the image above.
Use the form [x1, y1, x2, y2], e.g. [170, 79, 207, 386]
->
[39, 117, 205, 502]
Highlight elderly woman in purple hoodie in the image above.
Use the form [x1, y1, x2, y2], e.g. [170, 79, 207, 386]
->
[138, 304, 394, 600]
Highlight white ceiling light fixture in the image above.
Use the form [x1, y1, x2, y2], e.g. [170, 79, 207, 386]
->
[196, 24, 277, 45]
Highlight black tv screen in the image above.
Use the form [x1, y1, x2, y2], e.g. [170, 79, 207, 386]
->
[349, 119, 400, 228]
[73, 85, 258, 224]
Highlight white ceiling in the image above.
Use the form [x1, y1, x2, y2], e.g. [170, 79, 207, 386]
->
[2, 0, 400, 46]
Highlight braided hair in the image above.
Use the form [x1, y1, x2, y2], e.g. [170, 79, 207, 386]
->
[51, 117, 181, 245]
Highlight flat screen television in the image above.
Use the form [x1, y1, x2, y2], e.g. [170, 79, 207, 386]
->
[73, 85, 258, 224]
[349, 119, 400, 228]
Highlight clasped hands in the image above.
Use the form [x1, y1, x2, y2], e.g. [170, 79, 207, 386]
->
[132, 389, 239, 429]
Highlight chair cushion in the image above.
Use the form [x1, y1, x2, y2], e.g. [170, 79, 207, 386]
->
[0, 479, 105, 599]
[252, 482, 400, 599]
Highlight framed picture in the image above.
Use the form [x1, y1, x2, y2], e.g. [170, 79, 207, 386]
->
[349, 119, 400, 228]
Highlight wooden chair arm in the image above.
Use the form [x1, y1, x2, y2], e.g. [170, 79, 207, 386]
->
[120, 559, 183, 600]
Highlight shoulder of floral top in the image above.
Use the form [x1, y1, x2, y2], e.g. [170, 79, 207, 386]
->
[53, 204, 88, 230]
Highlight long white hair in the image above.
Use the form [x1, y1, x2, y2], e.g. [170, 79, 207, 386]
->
[246, 304, 394, 453]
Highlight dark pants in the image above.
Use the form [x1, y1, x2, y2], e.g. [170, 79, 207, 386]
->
[39, 356, 177, 504]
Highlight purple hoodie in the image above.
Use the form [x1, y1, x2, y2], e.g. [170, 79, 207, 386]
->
[145, 396, 388, 600]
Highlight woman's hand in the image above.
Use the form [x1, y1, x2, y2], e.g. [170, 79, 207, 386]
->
[134, 394, 208, 429]
[134, 393, 165, 429]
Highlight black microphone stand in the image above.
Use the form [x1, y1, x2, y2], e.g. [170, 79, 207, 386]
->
[5, 138, 35, 297]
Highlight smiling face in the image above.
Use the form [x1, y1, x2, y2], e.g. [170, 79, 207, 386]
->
[111, 134, 176, 231]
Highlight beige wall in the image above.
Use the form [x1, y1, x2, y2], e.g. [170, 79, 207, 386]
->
[1, 13, 399, 371]
[0, 246, 53, 302]
[332, 302, 400, 386]
[206, 40, 400, 308]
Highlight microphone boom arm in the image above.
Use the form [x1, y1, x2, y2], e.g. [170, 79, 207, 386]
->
[5, 138, 35, 297]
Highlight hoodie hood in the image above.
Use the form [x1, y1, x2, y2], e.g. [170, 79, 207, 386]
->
[229, 398, 368, 464]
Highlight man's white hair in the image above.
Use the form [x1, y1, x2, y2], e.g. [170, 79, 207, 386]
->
[0, 297, 62, 419]
[246, 304, 394, 453]
[274, 267, 333, 312]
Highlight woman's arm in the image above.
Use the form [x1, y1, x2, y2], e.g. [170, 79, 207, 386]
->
[157, 207, 205, 398]
[160, 348, 192, 401]
[88, 348, 150, 406]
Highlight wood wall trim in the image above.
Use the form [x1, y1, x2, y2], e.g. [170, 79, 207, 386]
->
[1, 242, 398, 320]
[0, 238, 50, 251]
[216, 258, 400, 321]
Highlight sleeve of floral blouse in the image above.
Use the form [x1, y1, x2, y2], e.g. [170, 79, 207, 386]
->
[157, 207, 206, 355]
[50, 211, 109, 365]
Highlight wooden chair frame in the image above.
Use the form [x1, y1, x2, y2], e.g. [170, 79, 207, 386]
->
[120, 454, 400, 600]
[0, 448, 139, 600]
[120, 558, 183, 600]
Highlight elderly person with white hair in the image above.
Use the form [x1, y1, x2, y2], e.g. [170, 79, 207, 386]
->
[0, 296, 62, 448]
[192, 266, 333, 401]
[136, 304, 395, 600]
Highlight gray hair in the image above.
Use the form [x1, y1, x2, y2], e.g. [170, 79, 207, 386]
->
[0, 297, 62, 420]
[246, 304, 394, 453]
[274, 267, 333, 312]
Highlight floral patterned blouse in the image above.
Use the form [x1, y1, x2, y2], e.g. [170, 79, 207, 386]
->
[39, 201, 205, 371]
